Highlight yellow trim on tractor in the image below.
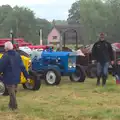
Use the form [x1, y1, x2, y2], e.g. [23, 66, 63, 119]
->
[0, 53, 41, 96]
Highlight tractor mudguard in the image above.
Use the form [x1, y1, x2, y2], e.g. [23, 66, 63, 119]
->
[45, 65, 61, 73]
[76, 64, 86, 75]
[29, 69, 42, 81]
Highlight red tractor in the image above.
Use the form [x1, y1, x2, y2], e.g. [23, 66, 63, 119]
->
[0, 38, 33, 57]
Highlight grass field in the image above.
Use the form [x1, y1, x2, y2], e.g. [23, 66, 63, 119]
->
[0, 76, 120, 120]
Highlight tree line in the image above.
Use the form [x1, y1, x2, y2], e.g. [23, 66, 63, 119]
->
[1, 0, 119, 45]
[68, 0, 120, 45]
[0, 5, 68, 44]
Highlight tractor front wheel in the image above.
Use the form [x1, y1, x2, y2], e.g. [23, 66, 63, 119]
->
[70, 65, 86, 82]
[22, 74, 41, 90]
[44, 69, 61, 85]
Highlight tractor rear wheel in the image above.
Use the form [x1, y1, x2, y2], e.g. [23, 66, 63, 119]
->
[44, 69, 61, 85]
[0, 81, 9, 96]
[22, 74, 41, 90]
[70, 65, 86, 82]
[86, 64, 97, 78]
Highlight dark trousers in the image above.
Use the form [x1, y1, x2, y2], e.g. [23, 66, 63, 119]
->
[96, 62, 109, 86]
[6, 84, 18, 110]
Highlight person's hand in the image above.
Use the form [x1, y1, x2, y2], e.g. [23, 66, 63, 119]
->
[27, 78, 31, 83]
[111, 61, 114, 65]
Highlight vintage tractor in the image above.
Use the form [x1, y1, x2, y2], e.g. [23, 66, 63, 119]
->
[27, 48, 86, 86]
[0, 53, 41, 96]
[56, 28, 87, 81]
[0, 36, 41, 95]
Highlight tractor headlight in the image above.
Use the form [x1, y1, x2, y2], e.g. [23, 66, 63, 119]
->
[68, 59, 72, 68]
[73, 63, 76, 68]
[69, 65, 72, 68]
[68, 59, 76, 68]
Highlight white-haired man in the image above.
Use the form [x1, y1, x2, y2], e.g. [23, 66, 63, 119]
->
[0, 41, 30, 110]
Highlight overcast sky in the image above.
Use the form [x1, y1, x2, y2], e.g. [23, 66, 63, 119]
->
[0, 0, 76, 21]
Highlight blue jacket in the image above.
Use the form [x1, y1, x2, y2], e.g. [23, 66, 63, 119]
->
[0, 50, 29, 85]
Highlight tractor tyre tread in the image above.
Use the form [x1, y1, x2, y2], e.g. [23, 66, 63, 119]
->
[22, 74, 41, 91]
[3, 86, 9, 96]
[44, 68, 61, 85]
[87, 64, 97, 78]
[70, 65, 86, 82]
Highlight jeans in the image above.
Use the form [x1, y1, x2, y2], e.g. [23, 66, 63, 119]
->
[96, 62, 109, 86]
[97, 62, 109, 77]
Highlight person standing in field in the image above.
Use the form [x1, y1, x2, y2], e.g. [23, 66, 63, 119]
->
[0, 41, 30, 110]
[92, 33, 114, 86]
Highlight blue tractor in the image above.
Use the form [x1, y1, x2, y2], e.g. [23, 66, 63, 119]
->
[28, 49, 86, 85]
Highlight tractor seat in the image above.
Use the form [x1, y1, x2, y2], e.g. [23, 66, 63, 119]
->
[31, 50, 43, 60]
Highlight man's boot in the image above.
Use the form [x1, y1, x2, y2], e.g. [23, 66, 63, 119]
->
[102, 75, 107, 86]
[96, 77, 100, 86]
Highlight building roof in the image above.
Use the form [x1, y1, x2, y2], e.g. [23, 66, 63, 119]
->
[54, 24, 81, 34]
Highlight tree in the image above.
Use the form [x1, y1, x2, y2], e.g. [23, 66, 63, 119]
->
[52, 20, 68, 25]
[0, 5, 13, 37]
[80, 0, 108, 43]
[0, 5, 52, 44]
[80, 0, 120, 43]
[104, 0, 120, 42]
[67, 0, 80, 24]
[67, 0, 120, 44]
[36, 18, 52, 44]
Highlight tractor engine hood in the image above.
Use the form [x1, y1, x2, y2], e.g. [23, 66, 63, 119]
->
[42, 51, 77, 57]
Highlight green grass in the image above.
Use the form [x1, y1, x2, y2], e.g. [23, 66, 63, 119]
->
[0, 76, 120, 120]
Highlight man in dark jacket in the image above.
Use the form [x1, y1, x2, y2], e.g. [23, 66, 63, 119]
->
[92, 33, 114, 86]
[0, 41, 30, 110]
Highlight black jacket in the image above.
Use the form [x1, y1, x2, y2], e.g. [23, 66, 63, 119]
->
[92, 40, 114, 64]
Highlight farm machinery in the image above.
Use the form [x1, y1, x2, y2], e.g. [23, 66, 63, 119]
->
[0, 52, 41, 95]
[0, 37, 41, 95]
[0, 30, 86, 94]
[55, 28, 88, 80]
[55, 28, 120, 78]
[25, 48, 86, 86]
